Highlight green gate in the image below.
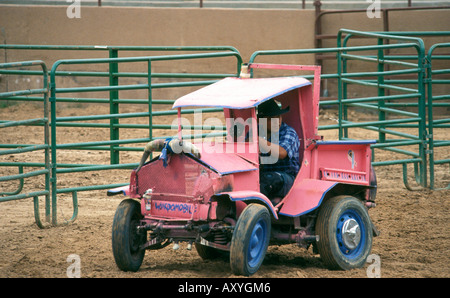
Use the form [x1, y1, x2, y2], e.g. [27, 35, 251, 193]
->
[1, 45, 242, 227]
[48, 50, 242, 225]
[0, 60, 50, 228]
[427, 42, 450, 190]
[249, 29, 449, 190]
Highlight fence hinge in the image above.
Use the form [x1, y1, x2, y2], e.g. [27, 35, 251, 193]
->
[422, 57, 431, 68]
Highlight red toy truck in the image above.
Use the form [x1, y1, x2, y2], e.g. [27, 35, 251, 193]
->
[108, 63, 378, 276]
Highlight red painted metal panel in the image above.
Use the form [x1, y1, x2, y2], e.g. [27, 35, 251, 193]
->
[218, 190, 278, 219]
[278, 179, 337, 217]
[196, 144, 258, 175]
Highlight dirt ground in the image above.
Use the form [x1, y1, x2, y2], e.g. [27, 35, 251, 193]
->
[0, 102, 449, 279]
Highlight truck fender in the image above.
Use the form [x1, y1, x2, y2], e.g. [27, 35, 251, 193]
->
[214, 190, 278, 220]
[278, 179, 338, 217]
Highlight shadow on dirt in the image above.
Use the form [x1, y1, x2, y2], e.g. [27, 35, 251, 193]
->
[263, 250, 325, 269]
[136, 245, 326, 277]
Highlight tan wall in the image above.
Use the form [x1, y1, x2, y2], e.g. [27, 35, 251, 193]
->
[0, 5, 318, 99]
[0, 5, 448, 99]
[318, 9, 450, 98]
[319, 9, 450, 49]
[0, 5, 316, 63]
[1, 5, 448, 65]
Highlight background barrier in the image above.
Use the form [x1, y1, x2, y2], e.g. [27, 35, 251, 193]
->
[48, 50, 242, 225]
[249, 29, 449, 190]
[0, 46, 242, 226]
[0, 60, 50, 228]
[427, 42, 450, 190]
[0, 30, 448, 227]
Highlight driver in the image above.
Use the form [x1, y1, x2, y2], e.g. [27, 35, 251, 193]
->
[258, 99, 300, 202]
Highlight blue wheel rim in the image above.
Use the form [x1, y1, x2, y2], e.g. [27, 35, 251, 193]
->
[336, 209, 366, 259]
[247, 220, 267, 268]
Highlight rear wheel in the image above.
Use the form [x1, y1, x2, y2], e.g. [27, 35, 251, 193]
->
[112, 199, 146, 272]
[230, 204, 271, 276]
[316, 196, 373, 270]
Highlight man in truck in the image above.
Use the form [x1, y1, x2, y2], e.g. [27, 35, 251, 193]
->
[257, 99, 301, 203]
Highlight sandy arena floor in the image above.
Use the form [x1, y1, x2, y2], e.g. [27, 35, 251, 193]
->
[0, 102, 448, 278]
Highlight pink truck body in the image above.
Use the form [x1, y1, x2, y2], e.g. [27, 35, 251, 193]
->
[109, 63, 378, 275]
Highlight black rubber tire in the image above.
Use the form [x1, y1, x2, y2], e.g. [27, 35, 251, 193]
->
[316, 196, 373, 270]
[112, 199, 146, 272]
[230, 204, 271, 276]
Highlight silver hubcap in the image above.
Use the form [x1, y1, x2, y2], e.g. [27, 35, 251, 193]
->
[341, 219, 361, 250]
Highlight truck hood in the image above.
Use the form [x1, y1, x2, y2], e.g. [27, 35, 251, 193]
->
[193, 142, 258, 175]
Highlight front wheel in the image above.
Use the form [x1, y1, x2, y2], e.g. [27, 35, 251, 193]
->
[112, 199, 146, 272]
[230, 204, 271, 276]
[316, 196, 373, 270]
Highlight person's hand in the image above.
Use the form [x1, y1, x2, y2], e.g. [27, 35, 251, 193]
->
[258, 137, 287, 159]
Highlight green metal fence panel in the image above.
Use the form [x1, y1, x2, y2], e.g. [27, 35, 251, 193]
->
[0, 60, 51, 228]
[337, 29, 428, 189]
[1, 45, 242, 227]
[250, 29, 449, 190]
[427, 42, 450, 190]
[47, 50, 241, 226]
[341, 30, 450, 190]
